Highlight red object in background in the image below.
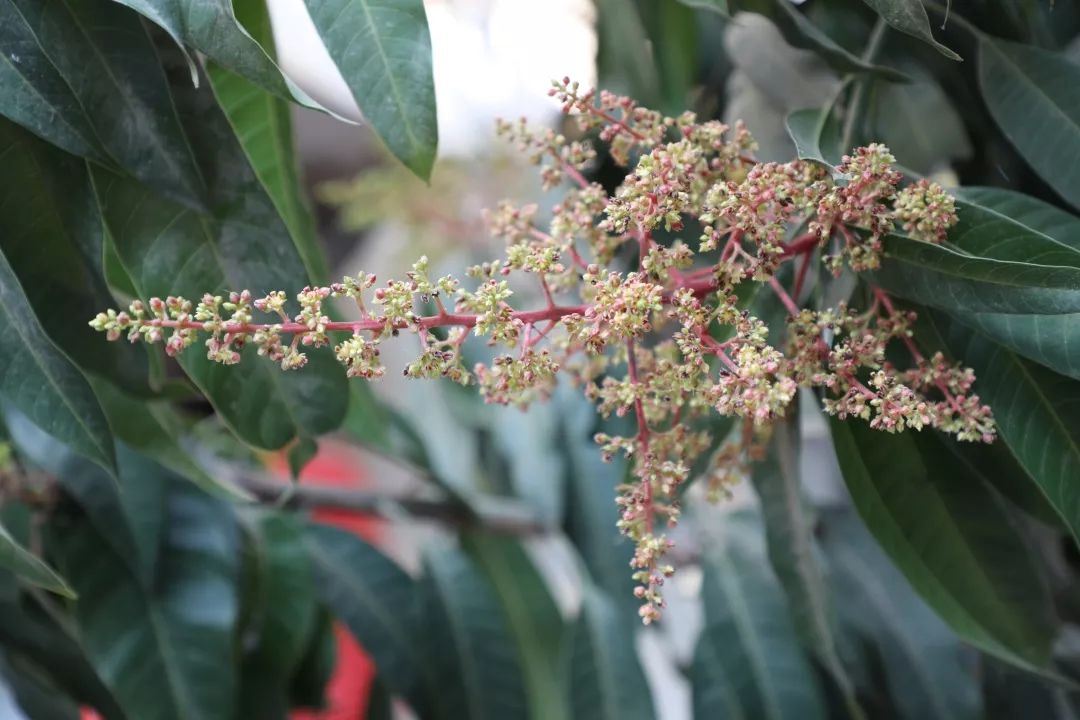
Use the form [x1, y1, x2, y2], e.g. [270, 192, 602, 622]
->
[80, 439, 384, 720]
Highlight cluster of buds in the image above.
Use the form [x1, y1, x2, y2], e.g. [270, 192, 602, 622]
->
[91, 80, 995, 624]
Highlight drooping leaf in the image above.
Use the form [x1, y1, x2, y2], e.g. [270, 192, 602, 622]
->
[463, 532, 566, 720]
[566, 584, 654, 720]
[302, 523, 431, 715]
[927, 314, 1080, 542]
[50, 474, 241, 720]
[207, 0, 326, 284]
[0, 118, 150, 393]
[302, 0, 438, 180]
[420, 543, 529, 720]
[692, 512, 827, 720]
[821, 510, 982, 720]
[978, 37, 1080, 211]
[0, 252, 114, 472]
[861, 0, 961, 60]
[750, 418, 861, 718]
[0, 524, 73, 598]
[94, 59, 347, 450]
[829, 418, 1058, 673]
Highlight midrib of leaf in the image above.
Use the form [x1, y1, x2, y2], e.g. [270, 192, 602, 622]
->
[891, 241, 1080, 286]
[353, 0, 425, 158]
[835, 546, 954, 720]
[429, 563, 486, 720]
[715, 553, 785, 720]
[0, 276, 111, 465]
[956, 201, 1080, 260]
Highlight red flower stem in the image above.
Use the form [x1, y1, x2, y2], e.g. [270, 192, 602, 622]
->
[768, 277, 800, 316]
[793, 251, 813, 300]
[626, 338, 654, 535]
[781, 232, 819, 258]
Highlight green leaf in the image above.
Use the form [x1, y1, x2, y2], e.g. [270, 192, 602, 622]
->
[0, 524, 73, 597]
[979, 37, 1080, 211]
[927, 314, 1080, 542]
[50, 475, 241, 720]
[463, 532, 566, 720]
[750, 417, 862, 719]
[288, 606, 336, 709]
[595, 0, 661, 106]
[0, 118, 150, 393]
[676, 0, 728, 15]
[821, 510, 982, 720]
[0, 252, 114, 472]
[785, 107, 842, 168]
[692, 512, 827, 720]
[303, 0, 438, 180]
[207, 0, 327, 284]
[302, 523, 431, 715]
[420, 543, 529, 720]
[743, 0, 907, 81]
[875, 235, 1080, 316]
[111, 0, 313, 107]
[565, 584, 654, 720]
[94, 59, 347, 450]
[828, 418, 1058, 673]
[0, 0, 206, 206]
[861, 0, 961, 60]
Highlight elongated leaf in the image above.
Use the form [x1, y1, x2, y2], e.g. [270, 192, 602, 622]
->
[947, 198, 1080, 268]
[464, 532, 566, 720]
[50, 475, 241, 720]
[567, 584, 654, 720]
[421, 543, 528, 720]
[0, 525, 72, 598]
[302, 523, 431, 715]
[821, 510, 982, 720]
[875, 236, 1080, 316]
[861, 0, 961, 60]
[111, 0, 304, 103]
[693, 513, 827, 720]
[0, 0, 206, 206]
[829, 419, 1057, 672]
[928, 315, 1080, 542]
[751, 418, 861, 717]
[979, 37, 1080, 211]
[94, 59, 347, 450]
[958, 188, 1080, 249]
[0, 252, 114, 472]
[207, 0, 326, 283]
[0, 118, 149, 392]
[303, 0, 438, 180]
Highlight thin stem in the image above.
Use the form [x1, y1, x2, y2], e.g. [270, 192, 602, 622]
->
[626, 338, 653, 535]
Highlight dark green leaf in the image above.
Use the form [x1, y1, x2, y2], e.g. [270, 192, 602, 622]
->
[861, 0, 961, 60]
[50, 475, 241, 720]
[94, 60, 347, 450]
[566, 584, 654, 720]
[979, 37, 1080, 211]
[0, 118, 150, 393]
[207, 0, 327, 284]
[829, 418, 1057, 672]
[821, 510, 982, 720]
[0, 525, 72, 597]
[0, 252, 114, 472]
[288, 606, 336, 709]
[303, 0, 438, 180]
[420, 543, 529, 720]
[928, 314, 1080, 542]
[1, 655, 82, 720]
[302, 523, 430, 715]
[0, 0, 206, 206]
[464, 532, 566, 720]
[595, 0, 660, 105]
[875, 235, 1080, 315]
[751, 418, 861, 718]
[785, 107, 842, 168]
[692, 512, 827, 720]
